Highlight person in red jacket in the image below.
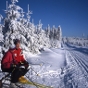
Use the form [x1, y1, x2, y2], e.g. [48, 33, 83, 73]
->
[1, 39, 29, 88]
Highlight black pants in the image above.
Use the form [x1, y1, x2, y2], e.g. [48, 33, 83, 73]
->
[2, 65, 29, 83]
[11, 67, 28, 83]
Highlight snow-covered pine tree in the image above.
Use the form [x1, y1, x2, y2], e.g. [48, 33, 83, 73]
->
[0, 0, 62, 54]
[57, 25, 62, 41]
[46, 24, 50, 37]
[3, 0, 29, 51]
[25, 4, 32, 29]
[3, 0, 41, 53]
[36, 20, 43, 34]
[20, 9, 27, 25]
[35, 20, 51, 50]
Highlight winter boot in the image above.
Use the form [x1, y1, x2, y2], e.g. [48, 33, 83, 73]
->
[18, 76, 29, 83]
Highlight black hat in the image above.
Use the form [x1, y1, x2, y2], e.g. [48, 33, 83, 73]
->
[13, 39, 20, 45]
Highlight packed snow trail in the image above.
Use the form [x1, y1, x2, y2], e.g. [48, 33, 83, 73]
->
[64, 44, 88, 88]
[24, 46, 88, 88]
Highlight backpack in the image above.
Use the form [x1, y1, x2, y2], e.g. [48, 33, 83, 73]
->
[1, 50, 15, 72]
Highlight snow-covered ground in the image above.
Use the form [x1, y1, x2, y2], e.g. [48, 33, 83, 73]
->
[0, 44, 88, 88]
[23, 44, 88, 88]
[24, 48, 66, 88]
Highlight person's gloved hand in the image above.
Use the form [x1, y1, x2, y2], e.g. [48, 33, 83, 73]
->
[20, 61, 29, 68]
[19, 61, 24, 65]
[20, 61, 29, 65]
[23, 61, 29, 64]
[11, 64, 17, 68]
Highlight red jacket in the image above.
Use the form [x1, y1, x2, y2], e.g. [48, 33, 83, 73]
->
[1, 48, 25, 69]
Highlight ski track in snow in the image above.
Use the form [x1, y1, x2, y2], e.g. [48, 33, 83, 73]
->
[64, 45, 88, 88]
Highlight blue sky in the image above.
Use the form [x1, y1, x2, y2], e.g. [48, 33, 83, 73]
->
[0, 0, 88, 37]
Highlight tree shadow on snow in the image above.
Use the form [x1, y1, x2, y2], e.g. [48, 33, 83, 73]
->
[64, 73, 73, 88]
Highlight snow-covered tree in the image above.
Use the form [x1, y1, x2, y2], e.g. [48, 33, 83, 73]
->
[36, 20, 43, 34]
[57, 25, 62, 41]
[45, 24, 50, 37]
[0, 14, 3, 23]
[26, 4, 32, 22]
[20, 9, 26, 24]
[3, 0, 26, 49]
[5, 0, 22, 20]
[0, 0, 62, 54]
[63, 37, 88, 47]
